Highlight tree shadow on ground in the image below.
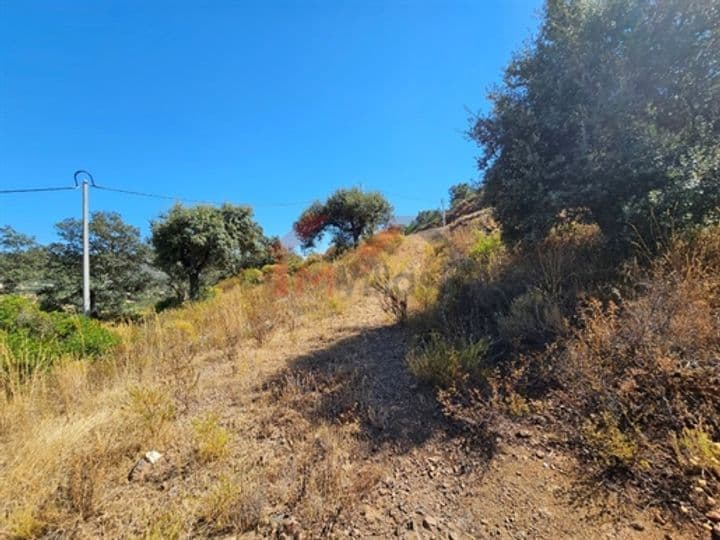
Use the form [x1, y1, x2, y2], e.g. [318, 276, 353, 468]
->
[261, 322, 466, 455]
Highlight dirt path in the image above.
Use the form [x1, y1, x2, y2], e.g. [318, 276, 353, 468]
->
[194, 236, 693, 539]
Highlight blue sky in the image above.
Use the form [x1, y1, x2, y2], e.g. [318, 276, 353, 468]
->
[1, 0, 542, 245]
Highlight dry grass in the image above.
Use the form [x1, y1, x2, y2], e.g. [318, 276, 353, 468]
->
[553, 227, 720, 513]
[406, 216, 719, 520]
[0, 229, 403, 538]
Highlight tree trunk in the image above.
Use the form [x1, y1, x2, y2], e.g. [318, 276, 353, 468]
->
[188, 272, 201, 300]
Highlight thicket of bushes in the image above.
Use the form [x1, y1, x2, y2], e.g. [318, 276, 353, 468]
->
[399, 219, 720, 520]
[0, 295, 119, 390]
[396, 0, 720, 520]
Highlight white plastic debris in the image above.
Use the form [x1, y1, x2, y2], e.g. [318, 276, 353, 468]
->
[144, 450, 162, 464]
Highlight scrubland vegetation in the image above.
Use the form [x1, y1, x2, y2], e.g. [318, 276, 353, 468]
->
[0, 228, 404, 538]
[1, 0, 719, 537]
[404, 220, 720, 519]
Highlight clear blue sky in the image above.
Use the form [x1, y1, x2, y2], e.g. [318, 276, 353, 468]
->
[1, 0, 542, 245]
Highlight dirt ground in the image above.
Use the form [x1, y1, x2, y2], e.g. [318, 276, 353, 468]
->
[179, 235, 697, 539]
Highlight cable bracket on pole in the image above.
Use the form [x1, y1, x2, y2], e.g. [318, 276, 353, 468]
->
[74, 170, 96, 187]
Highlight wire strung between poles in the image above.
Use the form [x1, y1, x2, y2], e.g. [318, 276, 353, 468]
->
[92, 184, 219, 205]
[92, 184, 315, 208]
[0, 186, 78, 194]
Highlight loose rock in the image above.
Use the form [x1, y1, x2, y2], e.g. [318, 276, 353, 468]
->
[127, 450, 163, 481]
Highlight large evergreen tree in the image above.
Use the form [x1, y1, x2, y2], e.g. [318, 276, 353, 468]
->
[40, 212, 154, 318]
[151, 203, 268, 300]
[0, 226, 48, 293]
[471, 0, 720, 245]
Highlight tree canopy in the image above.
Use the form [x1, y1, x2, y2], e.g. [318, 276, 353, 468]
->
[40, 212, 154, 318]
[448, 182, 476, 211]
[471, 0, 720, 245]
[0, 226, 47, 294]
[151, 203, 269, 300]
[293, 188, 393, 251]
[405, 209, 443, 234]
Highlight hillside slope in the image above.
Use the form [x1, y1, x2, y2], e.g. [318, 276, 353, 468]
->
[0, 234, 700, 539]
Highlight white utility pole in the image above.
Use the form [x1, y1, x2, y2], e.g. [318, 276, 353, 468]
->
[82, 178, 91, 315]
[440, 198, 447, 227]
[75, 170, 93, 316]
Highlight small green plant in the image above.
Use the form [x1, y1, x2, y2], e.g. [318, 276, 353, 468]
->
[140, 512, 186, 540]
[672, 426, 720, 475]
[505, 391, 531, 417]
[5, 506, 44, 539]
[242, 268, 264, 285]
[192, 414, 230, 462]
[407, 332, 489, 388]
[581, 412, 638, 467]
[0, 295, 119, 384]
[469, 230, 504, 264]
[126, 385, 176, 440]
[196, 476, 263, 534]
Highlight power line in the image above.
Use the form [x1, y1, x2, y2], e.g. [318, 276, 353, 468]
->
[0, 185, 77, 194]
[1, 181, 435, 207]
[91, 183, 315, 208]
[92, 184, 218, 205]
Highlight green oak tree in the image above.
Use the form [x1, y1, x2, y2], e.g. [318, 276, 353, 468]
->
[405, 209, 442, 234]
[293, 188, 393, 251]
[0, 226, 48, 293]
[40, 212, 155, 318]
[471, 0, 720, 246]
[151, 203, 269, 300]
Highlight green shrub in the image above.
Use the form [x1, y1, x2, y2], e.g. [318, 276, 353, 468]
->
[407, 332, 489, 388]
[193, 413, 230, 462]
[581, 412, 639, 468]
[242, 268, 264, 285]
[0, 295, 119, 379]
[286, 253, 303, 274]
[469, 230, 504, 264]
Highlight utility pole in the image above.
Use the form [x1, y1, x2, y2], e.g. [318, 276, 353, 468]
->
[440, 198, 447, 227]
[75, 170, 94, 316]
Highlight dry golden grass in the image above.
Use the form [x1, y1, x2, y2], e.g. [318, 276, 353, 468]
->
[0, 229, 405, 538]
[554, 228, 720, 512]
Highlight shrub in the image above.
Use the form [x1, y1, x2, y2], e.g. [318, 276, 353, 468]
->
[370, 265, 408, 322]
[365, 228, 403, 254]
[241, 287, 276, 345]
[469, 230, 504, 265]
[556, 230, 720, 507]
[192, 414, 230, 462]
[0, 295, 119, 385]
[407, 332, 490, 388]
[532, 221, 604, 300]
[196, 476, 264, 535]
[242, 268, 264, 285]
[581, 412, 639, 468]
[125, 385, 177, 442]
[496, 289, 567, 348]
